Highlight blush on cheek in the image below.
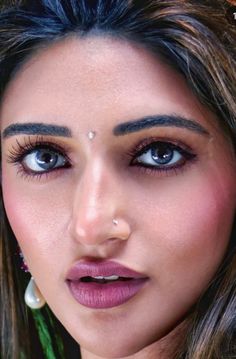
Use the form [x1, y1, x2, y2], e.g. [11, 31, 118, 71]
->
[3, 193, 30, 246]
[2, 175, 39, 248]
[173, 182, 234, 267]
[150, 170, 235, 267]
[156, 191, 234, 306]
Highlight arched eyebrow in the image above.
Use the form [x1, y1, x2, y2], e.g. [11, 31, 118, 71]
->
[2, 114, 210, 139]
[2, 123, 72, 139]
[113, 115, 210, 136]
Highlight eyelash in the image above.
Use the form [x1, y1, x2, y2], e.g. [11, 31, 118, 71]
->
[7, 136, 72, 180]
[6, 136, 197, 180]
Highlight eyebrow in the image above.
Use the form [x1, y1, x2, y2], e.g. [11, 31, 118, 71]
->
[2, 114, 209, 139]
[2, 123, 72, 139]
[113, 115, 210, 136]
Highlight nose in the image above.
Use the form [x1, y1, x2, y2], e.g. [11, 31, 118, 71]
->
[69, 159, 131, 246]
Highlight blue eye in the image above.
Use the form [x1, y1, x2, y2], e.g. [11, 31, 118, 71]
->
[131, 141, 195, 171]
[7, 137, 71, 178]
[22, 148, 67, 172]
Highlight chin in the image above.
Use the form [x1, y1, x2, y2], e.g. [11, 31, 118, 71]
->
[81, 343, 146, 359]
[76, 329, 163, 359]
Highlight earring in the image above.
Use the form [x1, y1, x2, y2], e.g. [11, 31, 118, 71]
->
[19, 250, 29, 272]
[18, 248, 46, 309]
[24, 277, 46, 309]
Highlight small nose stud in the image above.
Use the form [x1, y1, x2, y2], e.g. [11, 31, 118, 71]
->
[111, 218, 131, 241]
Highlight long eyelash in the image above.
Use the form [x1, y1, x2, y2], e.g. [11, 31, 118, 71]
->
[7, 135, 70, 163]
[127, 137, 197, 175]
[7, 135, 71, 178]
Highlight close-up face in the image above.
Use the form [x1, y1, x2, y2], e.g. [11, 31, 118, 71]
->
[1, 36, 236, 358]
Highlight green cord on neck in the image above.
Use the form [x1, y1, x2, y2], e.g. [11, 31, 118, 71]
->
[31, 307, 65, 359]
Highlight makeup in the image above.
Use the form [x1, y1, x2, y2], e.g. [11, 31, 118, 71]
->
[113, 115, 210, 137]
[2, 122, 72, 139]
[66, 260, 149, 309]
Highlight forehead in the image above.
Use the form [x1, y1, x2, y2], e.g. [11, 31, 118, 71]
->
[0, 35, 225, 139]
[2, 35, 188, 100]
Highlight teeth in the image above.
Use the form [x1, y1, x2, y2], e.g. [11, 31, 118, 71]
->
[93, 275, 119, 280]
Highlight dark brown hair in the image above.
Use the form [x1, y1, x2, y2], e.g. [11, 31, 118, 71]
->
[0, 1, 236, 358]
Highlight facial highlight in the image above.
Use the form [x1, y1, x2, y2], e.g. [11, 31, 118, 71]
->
[1, 36, 236, 358]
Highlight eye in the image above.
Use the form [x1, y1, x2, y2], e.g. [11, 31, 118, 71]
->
[130, 141, 196, 171]
[22, 147, 67, 172]
[7, 137, 72, 178]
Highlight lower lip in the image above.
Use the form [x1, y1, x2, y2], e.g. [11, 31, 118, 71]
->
[67, 278, 148, 309]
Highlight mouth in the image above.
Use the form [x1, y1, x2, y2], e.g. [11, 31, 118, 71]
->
[80, 275, 132, 283]
[66, 260, 149, 309]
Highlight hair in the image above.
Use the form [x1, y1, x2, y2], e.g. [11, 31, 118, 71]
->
[0, 1, 236, 358]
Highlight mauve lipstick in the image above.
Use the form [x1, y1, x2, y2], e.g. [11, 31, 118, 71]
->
[66, 260, 149, 309]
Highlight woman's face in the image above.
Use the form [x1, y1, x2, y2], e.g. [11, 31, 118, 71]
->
[1, 36, 236, 358]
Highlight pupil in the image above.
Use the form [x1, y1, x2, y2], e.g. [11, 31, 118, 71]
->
[36, 150, 57, 169]
[151, 143, 173, 164]
[41, 153, 53, 163]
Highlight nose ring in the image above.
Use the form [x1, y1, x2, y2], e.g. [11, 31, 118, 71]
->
[112, 219, 119, 225]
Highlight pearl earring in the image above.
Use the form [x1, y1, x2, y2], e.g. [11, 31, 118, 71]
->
[24, 277, 46, 309]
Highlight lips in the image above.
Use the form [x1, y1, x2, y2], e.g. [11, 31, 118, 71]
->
[66, 260, 147, 280]
[66, 260, 149, 309]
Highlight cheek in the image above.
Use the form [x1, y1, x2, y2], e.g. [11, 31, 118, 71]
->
[135, 167, 234, 243]
[140, 169, 235, 295]
[1, 168, 71, 268]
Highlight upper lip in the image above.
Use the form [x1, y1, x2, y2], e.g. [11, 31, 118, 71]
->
[66, 260, 148, 280]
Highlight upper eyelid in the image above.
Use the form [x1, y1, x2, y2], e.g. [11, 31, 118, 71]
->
[136, 142, 184, 155]
[18, 136, 69, 150]
[129, 137, 195, 157]
[6, 135, 74, 150]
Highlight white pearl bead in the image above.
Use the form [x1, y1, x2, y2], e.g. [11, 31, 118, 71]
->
[24, 277, 46, 309]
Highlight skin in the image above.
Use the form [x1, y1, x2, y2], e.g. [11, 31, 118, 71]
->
[1, 36, 236, 359]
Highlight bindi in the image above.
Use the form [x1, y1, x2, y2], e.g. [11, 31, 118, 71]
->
[87, 131, 97, 140]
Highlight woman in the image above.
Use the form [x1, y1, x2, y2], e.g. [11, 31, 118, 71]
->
[0, 1, 236, 358]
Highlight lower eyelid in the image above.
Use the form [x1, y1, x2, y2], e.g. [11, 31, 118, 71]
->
[15, 162, 72, 182]
[130, 153, 198, 175]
